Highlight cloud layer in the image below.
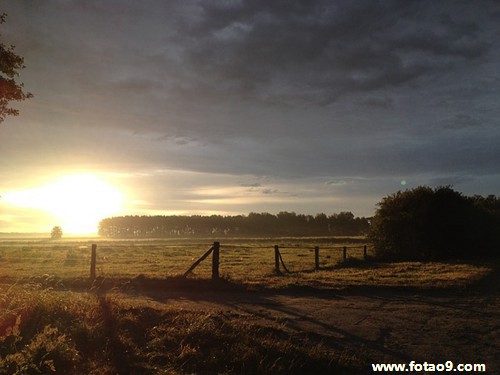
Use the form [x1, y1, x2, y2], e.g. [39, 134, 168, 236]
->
[1, 0, 499, 227]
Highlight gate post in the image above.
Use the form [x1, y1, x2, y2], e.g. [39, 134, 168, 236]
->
[274, 245, 280, 273]
[212, 241, 220, 280]
[90, 244, 97, 280]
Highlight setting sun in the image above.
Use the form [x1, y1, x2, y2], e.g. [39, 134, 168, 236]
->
[3, 174, 124, 234]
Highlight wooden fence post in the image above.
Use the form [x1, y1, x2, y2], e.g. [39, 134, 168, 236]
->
[90, 244, 97, 280]
[212, 241, 220, 280]
[363, 245, 367, 259]
[274, 245, 280, 273]
[343, 246, 347, 261]
[314, 246, 319, 270]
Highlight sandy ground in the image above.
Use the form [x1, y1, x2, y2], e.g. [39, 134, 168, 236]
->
[117, 284, 499, 373]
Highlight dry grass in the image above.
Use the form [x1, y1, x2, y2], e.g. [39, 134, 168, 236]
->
[0, 237, 497, 373]
[271, 260, 492, 290]
[0, 237, 367, 280]
[0, 237, 493, 291]
[0, 285, 357, 374]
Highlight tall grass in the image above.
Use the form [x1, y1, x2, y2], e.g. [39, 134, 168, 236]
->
[0, 285, 358, 374]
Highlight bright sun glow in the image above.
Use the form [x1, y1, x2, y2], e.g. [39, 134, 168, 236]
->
[3, 174, 124, 234]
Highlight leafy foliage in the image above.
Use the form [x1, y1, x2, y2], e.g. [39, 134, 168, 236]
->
[369, 186, 500, 260]
[0, 13, 33, 123]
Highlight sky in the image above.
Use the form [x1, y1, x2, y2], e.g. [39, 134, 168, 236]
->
[0, 0, 499, 234]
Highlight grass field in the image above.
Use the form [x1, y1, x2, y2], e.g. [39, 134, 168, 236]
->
[0, 237, 498, 374]
[0, 236, 492, 289]
[0, 237, 368, 280]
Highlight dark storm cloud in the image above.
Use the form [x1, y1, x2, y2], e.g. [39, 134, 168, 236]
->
[2, 0, 500, 183]
[429, 175, 475, 187]
[359, 97, 394, 109]
[12, 0, 489, 120]
[441, 113, 483, 129]
[9, 1, 496, 117]
[173, 0, 493, 106]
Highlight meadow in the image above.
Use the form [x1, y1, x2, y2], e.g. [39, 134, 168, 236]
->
[0, 237, 369, 283]
[0, 236, 491, 289]
[0, 237, 498, 374]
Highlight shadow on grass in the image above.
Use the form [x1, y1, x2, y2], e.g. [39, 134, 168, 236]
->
[2, 262, 499, 374]
[471, 257, 500, 294]
[1, 256, 498, 298]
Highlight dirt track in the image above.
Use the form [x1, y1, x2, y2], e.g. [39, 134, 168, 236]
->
[119, 285, 499, 373]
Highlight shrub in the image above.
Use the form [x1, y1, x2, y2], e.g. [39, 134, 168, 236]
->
[369, 186, 500, 261]
[0, 325, 79, 374]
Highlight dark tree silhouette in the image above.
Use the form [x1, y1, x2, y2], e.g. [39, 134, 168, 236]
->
[98, 212, 370, 238]
[0, 13, 33, 123]
[369, 186, 500, 260]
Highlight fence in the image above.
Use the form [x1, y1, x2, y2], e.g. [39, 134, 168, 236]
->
[0, 240, 372, 282]
[94, 242, 369, 280]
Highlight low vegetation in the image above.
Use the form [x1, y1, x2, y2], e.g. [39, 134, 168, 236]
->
[0, 285, 357, 374]
[369, 186, 500, 260]
[0, 236, 497, 373]
[0, 237, 368, 281]
[0, 237, 492, 290]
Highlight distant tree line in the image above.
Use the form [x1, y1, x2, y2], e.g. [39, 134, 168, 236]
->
[98, 211, 370, 238]
[369, 186, 500, 260]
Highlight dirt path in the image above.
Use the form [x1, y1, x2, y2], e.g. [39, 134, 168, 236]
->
[120, 287, 499, 372]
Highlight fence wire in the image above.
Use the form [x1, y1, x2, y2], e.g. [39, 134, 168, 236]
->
[0, 241, 372, 280]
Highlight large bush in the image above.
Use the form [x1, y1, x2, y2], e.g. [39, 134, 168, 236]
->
[369, 186, 500, 260]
